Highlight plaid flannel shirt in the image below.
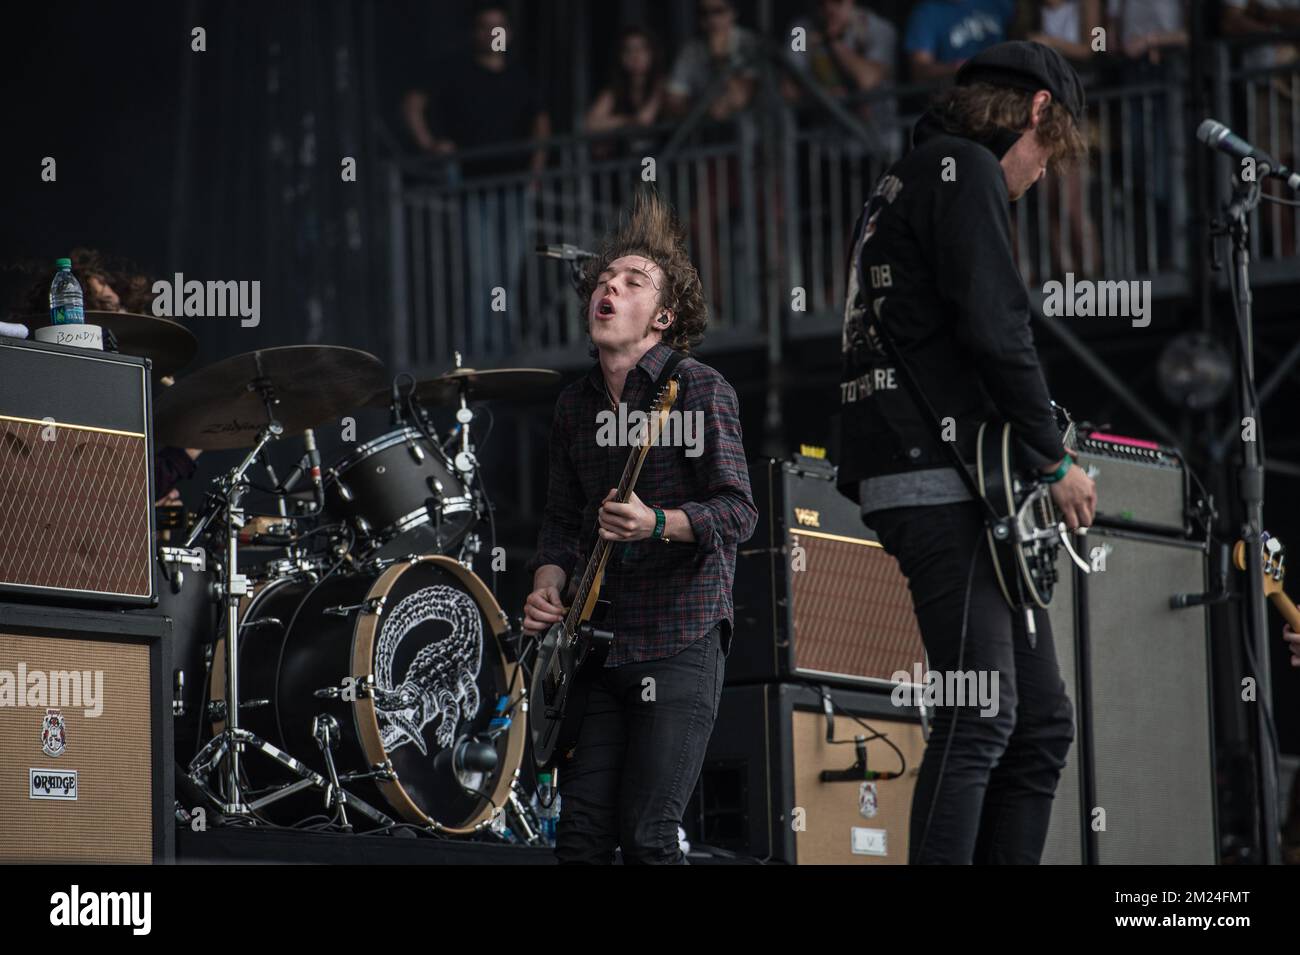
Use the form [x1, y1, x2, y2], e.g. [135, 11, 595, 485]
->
[528, 341, 757, 666]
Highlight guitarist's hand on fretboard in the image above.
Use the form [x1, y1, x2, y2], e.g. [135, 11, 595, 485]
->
[1285, 624, 1300, 667]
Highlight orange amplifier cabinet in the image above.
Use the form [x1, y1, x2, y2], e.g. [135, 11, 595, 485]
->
[730, 457, 924, 688]
[0, 602, 173, 863]
[0, 336, 155, 605]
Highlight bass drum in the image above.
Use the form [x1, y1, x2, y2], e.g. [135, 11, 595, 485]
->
[213, 556, 524, 834]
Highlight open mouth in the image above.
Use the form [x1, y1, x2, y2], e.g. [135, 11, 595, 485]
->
[597, 298, 616, 316]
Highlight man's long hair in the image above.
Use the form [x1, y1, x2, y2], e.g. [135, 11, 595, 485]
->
[930, 82, 1088, 172]
[6, 247, 153, 318]
[577, 189, 708, 354]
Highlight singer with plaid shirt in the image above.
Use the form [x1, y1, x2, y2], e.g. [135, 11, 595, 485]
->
[522, 193, 756, 864]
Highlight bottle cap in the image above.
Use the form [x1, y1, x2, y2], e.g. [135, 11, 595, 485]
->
[55, 257, 72, 269]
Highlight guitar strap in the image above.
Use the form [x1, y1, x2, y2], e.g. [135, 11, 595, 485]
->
[869, 313, 1002, 527]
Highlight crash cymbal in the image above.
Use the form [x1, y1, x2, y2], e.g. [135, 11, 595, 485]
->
[20, 310, 199, 378]
[155, 345, 388, 449]
[368, 367, 562, 408]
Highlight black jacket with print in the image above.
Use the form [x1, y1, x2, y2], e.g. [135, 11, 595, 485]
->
[835, 111, 1064, 502]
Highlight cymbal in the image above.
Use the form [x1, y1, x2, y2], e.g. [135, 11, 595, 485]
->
[21, 310, 198, 378]
[368, 367, 562, 408]
[155, 345, 388, 449]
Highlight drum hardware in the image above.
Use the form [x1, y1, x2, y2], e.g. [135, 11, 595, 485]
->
[338, 765, 398, 784]
[323, 596, 385, 617]
[173, 671, 186, 717]
[189, 727, 395, 827]
[311, 714, 355, 831]
[328, 469, 354, 502]
[313, 675, 375, 700]
[181, 410, 380, 823]
[505, 784, 543, 845]
[160, 546, 207, 592]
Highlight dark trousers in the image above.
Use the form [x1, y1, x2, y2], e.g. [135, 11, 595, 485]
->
[554, 625, 725, 864]
[868, 502, 1075, 864]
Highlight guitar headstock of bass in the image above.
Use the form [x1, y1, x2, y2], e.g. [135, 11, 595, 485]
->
[1233, 531, 1287, 596]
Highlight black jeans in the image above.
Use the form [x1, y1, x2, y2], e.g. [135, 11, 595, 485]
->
[554, 624, 725, 865]
[868, 502, 1074, 864]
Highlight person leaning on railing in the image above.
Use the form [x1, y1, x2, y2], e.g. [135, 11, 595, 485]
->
[663, 0, 760, 121]
[585, 26, 666, 161]
[780, 0, 898, 127]
[400, 2, 551, 185]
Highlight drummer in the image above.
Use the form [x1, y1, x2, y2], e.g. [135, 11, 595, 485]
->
[6, 248, 202, 502]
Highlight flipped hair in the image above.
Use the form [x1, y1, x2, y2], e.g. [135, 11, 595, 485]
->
[577, 189, 707, 354]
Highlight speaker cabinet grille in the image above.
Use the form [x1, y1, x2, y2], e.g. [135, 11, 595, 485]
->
[789, 531, 924, 684]
[791, 708, 925, 864]
[0, 417, 152, 599]
[0, 632, 153, 863]
[1041, 531, 1216, 864]
[1087, 533, 1215, 863]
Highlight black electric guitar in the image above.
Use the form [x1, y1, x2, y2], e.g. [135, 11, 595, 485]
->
[976, 403, 1091, 613]
[529, 374, 681, 769]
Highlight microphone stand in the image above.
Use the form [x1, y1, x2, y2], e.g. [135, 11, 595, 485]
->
[1221, 173, 1281, 864]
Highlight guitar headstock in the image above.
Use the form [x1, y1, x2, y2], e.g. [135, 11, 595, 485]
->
[642, 376, 679, 446]
[1051, 401, 1078, 456]
[1232, 532, 1287, 596]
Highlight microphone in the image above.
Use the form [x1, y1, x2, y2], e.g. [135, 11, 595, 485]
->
[535, 243, 597, 261]
[389, 378, 406, 427]
[303, 428, 325, 510]
[1197, 119, 1300, 191]
[433, 736, 499, 778]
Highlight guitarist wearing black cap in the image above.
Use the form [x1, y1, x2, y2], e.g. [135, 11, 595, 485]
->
[837, 41, 1097, 864]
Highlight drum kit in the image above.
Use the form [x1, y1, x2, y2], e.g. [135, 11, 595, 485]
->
[120, 314, 562, 843]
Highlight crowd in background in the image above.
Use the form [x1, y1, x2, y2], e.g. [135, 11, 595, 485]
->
[398, 0, 1300, 175]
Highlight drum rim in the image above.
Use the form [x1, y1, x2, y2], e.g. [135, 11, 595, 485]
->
[349, 554, 524, 834]
[327, 427, 450, 479]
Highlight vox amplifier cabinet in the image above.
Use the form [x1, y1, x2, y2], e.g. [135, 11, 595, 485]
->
[685, 682, 925, 864]
[0, 336, 155, 605]
[1075, 428, 1190, 537]
[0, 602, 173, 863]
[730, 456, 925, 689]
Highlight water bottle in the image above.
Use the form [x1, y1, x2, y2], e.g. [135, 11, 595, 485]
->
[532, 772, 560, 844]
[49, 258, 85, 326]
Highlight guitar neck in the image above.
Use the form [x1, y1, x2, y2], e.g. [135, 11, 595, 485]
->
[563, 408, 660, 634]
[1268, 591, 1300, 632]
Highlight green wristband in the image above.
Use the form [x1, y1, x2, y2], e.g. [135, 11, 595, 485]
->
[652, 506, 666, 540]
[1040, 457, 1072, 485]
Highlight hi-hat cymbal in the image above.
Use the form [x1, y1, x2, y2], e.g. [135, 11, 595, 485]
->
[155, 345, 388, 449]
[368, 367, 562, 408]
[21, 310, 198, 378]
